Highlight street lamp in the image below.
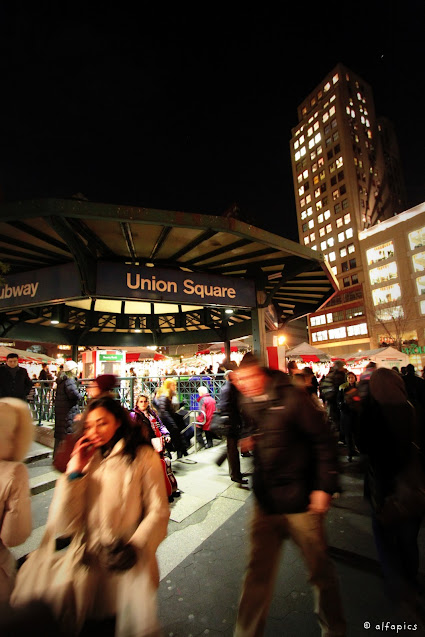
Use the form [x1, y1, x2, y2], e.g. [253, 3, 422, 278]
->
[277, 334, 287, 372]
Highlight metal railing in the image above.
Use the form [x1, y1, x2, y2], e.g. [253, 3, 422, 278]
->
[29, 375, 226, 425]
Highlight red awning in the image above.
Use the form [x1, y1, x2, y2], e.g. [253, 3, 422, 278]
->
[153, 353, 166, 361]
[126, 352, 140, 363]
[300, 354, 320, 363]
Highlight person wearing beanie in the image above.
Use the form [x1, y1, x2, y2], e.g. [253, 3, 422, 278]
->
[0, 398, 33, 603]
[86, 374, 118, 401]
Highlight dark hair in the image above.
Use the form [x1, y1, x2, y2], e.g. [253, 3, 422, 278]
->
[6, 353, 18, 360]
[238, 352, 260, 369]
[83, 395, 148, 460]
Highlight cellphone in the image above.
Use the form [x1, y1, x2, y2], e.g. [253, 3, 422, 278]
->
[81, 437, 94, 452]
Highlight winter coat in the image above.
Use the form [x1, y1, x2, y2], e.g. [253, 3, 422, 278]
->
[0, 398, 33, 602]
[196, 394, 216, 430]
[54, 373, 82, 441]
[239, 369, 340, 515]
[154, 394, 178, 432]
[129, 407, 169, 442]
[45, 442, 169, 636]
[0, 365, 33, 401]
[217, 380, 244, 437]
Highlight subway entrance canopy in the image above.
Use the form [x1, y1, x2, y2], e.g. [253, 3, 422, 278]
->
[0, 199, 338, 357]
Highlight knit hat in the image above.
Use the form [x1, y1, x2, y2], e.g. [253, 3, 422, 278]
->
[95, 374, 118, 393]
[63, 360, 78, 372]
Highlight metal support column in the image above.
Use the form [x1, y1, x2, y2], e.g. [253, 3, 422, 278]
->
[251, 305, 267, 366]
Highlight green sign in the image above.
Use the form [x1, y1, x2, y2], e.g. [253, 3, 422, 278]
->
[99, 353, 124, 362]
[402, 346, 424, 355]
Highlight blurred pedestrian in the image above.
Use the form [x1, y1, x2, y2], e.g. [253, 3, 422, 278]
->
[53, 360, 82, 459]
[86, 374, 118, 402]
[38, 363, 53, 382]
[0, 398, 33, 603]
[0, 353, 33, 401]
[319, 360, 347, 440]
[337, 371, 360, 462]
[196, 385, 216, 448]
[357, 368, 425, 615]
[233, 354, 345, 637]
[12, 396, 170, 636]
[155, 379, 188, 458]
[302, 366, 319, 396]
[215, 364, 248, 485]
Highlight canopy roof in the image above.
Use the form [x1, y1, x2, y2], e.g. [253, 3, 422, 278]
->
[0, 345, 56, 363]
[285, 341, 331, 362]
[0, 198, 338, 347]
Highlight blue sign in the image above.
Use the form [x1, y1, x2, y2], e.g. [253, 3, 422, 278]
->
[0, 263, 82, 310]
[96, 262, 256, 308]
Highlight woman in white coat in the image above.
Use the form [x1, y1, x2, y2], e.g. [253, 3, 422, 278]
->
[0, 397, 33, 604]
[44, 395, 170, 636]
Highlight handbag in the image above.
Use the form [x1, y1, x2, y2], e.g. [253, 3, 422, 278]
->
[209, 411, 231, 438]
[52, 433, 78, 473]
[10, 528, 94, 636]
[151, 436, 164, 453]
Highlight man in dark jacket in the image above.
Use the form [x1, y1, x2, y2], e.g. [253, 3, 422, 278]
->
[0, 353, 33, 400]
[215, 364, 248, 485]
[233, 353, 345, 637]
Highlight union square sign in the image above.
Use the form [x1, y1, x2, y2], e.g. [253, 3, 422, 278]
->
[0, 262, 256, 310]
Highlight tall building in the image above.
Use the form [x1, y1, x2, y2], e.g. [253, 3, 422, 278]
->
[290, 63, 405, 357]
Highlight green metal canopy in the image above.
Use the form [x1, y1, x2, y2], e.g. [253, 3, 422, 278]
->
[0, 198, 338, 347]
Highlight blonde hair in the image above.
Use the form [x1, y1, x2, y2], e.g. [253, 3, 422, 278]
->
[0, 398, 34, 462]
[156, 378, 176, 399]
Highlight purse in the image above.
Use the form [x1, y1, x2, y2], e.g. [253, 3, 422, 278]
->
[209, 411, 231, 438]
[52, 434, 78, 473]
[10, 528, 94, 636]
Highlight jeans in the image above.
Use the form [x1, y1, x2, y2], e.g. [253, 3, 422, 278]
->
[234, 504, 346, 637]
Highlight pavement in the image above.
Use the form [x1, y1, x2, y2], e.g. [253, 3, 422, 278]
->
[15, 436, 425, 636]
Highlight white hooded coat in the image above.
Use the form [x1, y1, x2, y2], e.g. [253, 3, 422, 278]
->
[0, 398, 33, 602]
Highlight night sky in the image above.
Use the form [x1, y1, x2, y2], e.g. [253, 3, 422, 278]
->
[1, 3, 424, 242]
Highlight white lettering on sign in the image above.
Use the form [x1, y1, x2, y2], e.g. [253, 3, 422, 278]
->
[0, 282, 39, 300]
[126, 273, 236, 301]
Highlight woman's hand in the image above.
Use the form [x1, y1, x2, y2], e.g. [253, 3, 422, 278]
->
[66, 436, 97, 474]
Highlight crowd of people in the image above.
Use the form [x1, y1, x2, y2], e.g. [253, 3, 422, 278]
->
[2, 350, 425, 634]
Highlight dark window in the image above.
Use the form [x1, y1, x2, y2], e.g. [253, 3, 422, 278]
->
[331, 176, 337, 186]
[304, 181, 309, 191]
[324, 124, 331, 135]
[327, 149, 334, 160]
[326, 137, 332, 147]
[342, 261, 349, 272]
[333, 131, 339, 141]
[321, 183, 327, 193]
[334, 203, 342, 213]
[334, 144, 341, 153]
[349, 258, 357, 269]
[302, 223, 308, 232]
[342, 198, 349, 209]
[351, 274, 359, 284]
[322, 196, 328, 206]
[338, 171, 344, 182]
[343, 277, 350, 287]
[331, 119, 337, 129]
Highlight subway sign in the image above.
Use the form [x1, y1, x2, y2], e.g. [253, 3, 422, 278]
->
[96, 262, 256, 308]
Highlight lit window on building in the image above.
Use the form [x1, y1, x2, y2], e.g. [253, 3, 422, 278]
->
[347, 323, 368, 337]
[307, 207, 313, 216]
[323, 112, 329, 123]
[412, 252, 425, 272]
[295, 151, 301, 161]
[312, 329, 328, 342]
[314, 133, 321, 144]
[317, 145, 323, 155]
[309, 138, 315, 149]
[300, 146, 306, 157]
[326, 313, 333, 323]
[332, 190, 339, 201]
[346, 306, 364, 319]
[300, 135, 305, 144]
[321, 241, 327, 250]
[327, 237, 334, 247]
[344, 213, 351, 224]
[416, 276, 425, 296]
[324, 82, 331, 92]
[348, 243, 355, 254]
[326, 224, 332, 233]
[308, 126, 313, 137]
[336, 156, 343, 168]
[331, 266, 337, 275]
[369, 261, 398, 286]
[420, 301, 425, 315]
[306, 194, 312, 204]
[311, 245, 317, 251]
[294, 139, 299, 150]
[303, 169, 308, 179]
[304, 237, 310, 245]
[297, 174, 303, 184]
[366, 241, 395, 265]
[332, 74, 339, 85]
[318, 213, 324, 224]
[299, 186, 304, 196]
[315, 188, 320, 198]
[372, 284, 402, 305]
[310, 233, 316, 242]
[301, 210, 307, 220]
[408, 227, 425, 250]
[340, 247, 347, 258]
[338, 232, 345, 243]
[324, 209, 331, 220]
[308, 219, 314, 230]
[328, 252, 336, 262]
[328, 326, 346, 339]
[311, 314, 326, 326]
[376, 306, 404, 321]
[314, 121, 319, 131]
[319, 227, 325, 237]
[345, 228, 353, 239]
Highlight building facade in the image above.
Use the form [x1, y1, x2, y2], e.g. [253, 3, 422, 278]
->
[290, 63, 405, 357]
[359, 202, 425, 371]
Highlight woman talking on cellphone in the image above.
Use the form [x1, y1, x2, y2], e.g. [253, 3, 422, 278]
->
[32, 395, 169, 636]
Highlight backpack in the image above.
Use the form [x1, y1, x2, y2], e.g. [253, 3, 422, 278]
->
[319, 374, 336, 402]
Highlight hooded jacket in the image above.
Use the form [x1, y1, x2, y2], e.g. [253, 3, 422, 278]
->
[0, 398, 33, 602]
[54, 373, 82, 441]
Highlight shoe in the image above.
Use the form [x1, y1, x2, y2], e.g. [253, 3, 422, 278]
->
[206, 442, 213, 449]
[168, 495, 174, 503]
[232, 478, 248, 485]
[173, 490, 181, 498]
[241, 451, 252, 458]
